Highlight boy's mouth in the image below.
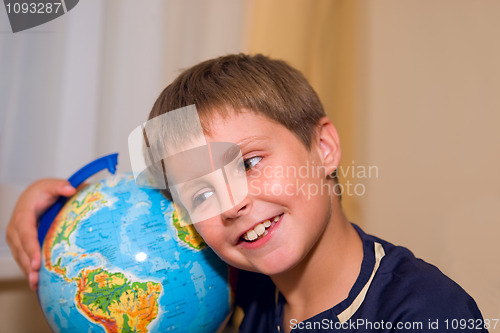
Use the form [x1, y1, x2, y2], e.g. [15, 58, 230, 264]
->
[240, 214, 283, 243]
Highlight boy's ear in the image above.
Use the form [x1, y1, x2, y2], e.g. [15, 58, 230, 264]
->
[315, 117, 341, 175]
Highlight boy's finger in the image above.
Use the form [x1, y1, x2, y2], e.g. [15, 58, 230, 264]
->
[20, 251, 32, 276]
[31, 253, 41, 271]
[16, 240, 32, 276]
[58, 182, 76, 197]
[18, 179, 73, 215]
[6, 224, 29, 276]
[11, 237, 31, 276]
[11, 248, 29, 276]
[29, 271, 39, 291]
[25, 238, 41, 271]
[18, 216, 41, 265]
[33, 178, 74, 195]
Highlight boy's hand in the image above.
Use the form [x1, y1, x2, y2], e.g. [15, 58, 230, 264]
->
[6, 179, 75, 290]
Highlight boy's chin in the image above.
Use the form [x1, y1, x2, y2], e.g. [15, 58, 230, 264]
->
[236, 259, 300, 277]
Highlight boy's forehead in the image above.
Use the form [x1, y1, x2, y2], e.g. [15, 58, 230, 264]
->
[201, 107, 278, 141]
[168, 110, 247, 151]
[147, 106, 262, 155]
[165, 135, 205, 155]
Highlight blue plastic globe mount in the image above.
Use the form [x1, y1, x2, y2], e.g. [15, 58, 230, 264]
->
[37, 153, 119, 247]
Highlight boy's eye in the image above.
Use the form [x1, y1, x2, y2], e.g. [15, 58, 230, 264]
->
[243, 156, 262, 172]
[191, 189, 214, 209]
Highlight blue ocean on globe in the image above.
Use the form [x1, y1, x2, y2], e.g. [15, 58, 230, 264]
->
[38, 173, 232, 333]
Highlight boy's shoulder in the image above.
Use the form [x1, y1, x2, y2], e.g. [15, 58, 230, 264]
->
[236, 225, 486, 333]
[361, 225, 473, 303]
[351, 225, 485, 331]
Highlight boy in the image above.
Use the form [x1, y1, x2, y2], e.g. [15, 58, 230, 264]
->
[7, 54, 487, 332]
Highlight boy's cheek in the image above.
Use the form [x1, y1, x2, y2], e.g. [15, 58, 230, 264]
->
[194, 231, 234, 265]
[192, 219, 219, 242]
[192, 225, 217, 250]
[253, 175, 304, 197]
[248, 179, 262, 196]
[247, 168, 289, 196]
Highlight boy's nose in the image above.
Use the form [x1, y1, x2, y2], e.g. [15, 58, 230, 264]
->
[221, 196, 251, 221]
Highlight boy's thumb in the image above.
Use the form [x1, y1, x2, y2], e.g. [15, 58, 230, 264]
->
[30, 179, 76, 213]
[40, 179, 76, 197]
[58, 182, 76, 197]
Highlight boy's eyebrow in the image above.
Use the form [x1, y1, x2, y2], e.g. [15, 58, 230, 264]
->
[234, 136, 270, 151]
[218, 136, 269, 164]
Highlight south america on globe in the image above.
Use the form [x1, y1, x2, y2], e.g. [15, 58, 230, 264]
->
[38, 173, 233, 333]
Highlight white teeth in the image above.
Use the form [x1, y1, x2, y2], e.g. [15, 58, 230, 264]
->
[242, 215, 281, 242]
[247, 230, 258, 241]
[255, 224, 266, 236]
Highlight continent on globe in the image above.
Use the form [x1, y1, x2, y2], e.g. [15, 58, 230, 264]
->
[38, 173, 232, 333]
[41, 182, 164, 332]
[76, 268, 161, 333]
[171, 209, 206, 250]
[43, 186, 107, 277]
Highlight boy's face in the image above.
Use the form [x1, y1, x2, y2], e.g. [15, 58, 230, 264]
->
[191, 109, 340, 276]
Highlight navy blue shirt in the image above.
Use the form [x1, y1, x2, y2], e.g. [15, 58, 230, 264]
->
[235, 224, 487, 332]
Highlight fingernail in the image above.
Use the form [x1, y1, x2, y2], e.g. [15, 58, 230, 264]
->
[31, 259, 36, 269]
[63, 185, 74, 192]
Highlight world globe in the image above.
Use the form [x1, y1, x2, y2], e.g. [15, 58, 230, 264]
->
[38, 173, 233, 332]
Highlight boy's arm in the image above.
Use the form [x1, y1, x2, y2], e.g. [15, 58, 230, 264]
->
[6, 179, 75, 290]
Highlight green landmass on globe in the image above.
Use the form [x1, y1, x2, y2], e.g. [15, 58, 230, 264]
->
[171, 209, 207, 250]
[76, 267, 161, 332]
[38, 174, 232, 333]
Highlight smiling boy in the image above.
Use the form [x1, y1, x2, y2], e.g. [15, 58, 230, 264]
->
[7, 54, 487, 332]
[141, 54, 486, 332]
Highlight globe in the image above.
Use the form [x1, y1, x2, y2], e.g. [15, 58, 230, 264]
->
[38, 173, 233, 333]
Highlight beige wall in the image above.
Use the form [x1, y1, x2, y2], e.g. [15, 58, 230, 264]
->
[244, 0, 500, 323]
[361, 0, 500, 323]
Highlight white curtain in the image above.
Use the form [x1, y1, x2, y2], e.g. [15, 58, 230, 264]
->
[0, 0, 247, 278]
